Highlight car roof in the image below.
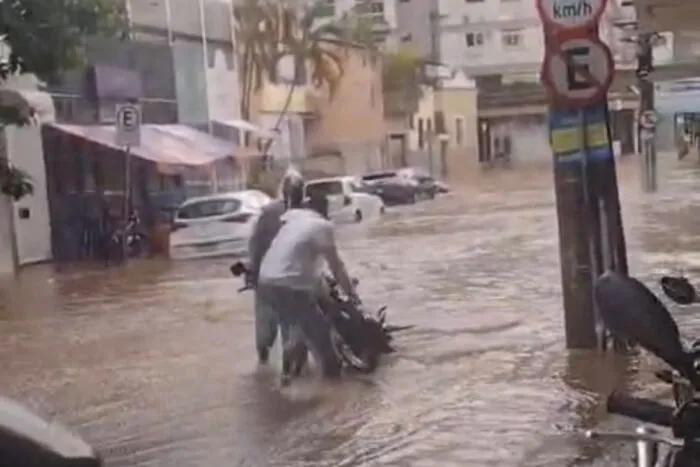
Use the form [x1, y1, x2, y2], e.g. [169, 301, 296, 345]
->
[178, 190, 268, 207]
[306, 176, 353, 184]
[362, 171, 397, 178]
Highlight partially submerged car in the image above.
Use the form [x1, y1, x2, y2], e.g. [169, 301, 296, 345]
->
[304, 176, 385, 223]
[361, 168, 449, 205]
[169, 190, 272, 260]
[396, 167, 450, 199]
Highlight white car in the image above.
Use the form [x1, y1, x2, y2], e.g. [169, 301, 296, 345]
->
[304, 176, 385, 223]
[169, 190, 272, 260]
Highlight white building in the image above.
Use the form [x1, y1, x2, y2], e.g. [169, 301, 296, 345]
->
[436, 0, 674, 82]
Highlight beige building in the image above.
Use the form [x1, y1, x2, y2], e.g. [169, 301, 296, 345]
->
[435, 71, 479, 183]
[252, 42, 386, 176]
[386, 70, 479, 183]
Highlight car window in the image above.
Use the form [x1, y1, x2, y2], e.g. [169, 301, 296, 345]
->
[350, 180, 366, 192]
[177, 198, 242, 219]
[362, 172, 396, 182]
[305, 181, 344, 197]
[243, 192, 271, 208]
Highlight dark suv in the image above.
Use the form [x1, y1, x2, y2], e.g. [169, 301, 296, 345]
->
[360, 171, 419, 205]
[396, 168, 449, 199]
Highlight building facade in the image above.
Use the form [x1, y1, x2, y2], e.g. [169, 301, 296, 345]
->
[435, 0, 677, 80]
[253, 42, 387, 175]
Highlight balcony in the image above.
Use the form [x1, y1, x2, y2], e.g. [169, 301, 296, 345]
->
[259, 84, 322, 115]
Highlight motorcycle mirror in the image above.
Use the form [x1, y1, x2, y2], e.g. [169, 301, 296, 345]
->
[661, 275, 698, 305]
[377, 306, 387, 322]
[594, 271, 697, 386]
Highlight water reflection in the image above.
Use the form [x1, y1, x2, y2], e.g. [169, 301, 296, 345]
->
[1, 156, 700, 465]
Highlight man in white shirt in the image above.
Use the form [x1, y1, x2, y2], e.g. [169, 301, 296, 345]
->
[257, 188, 359, 384]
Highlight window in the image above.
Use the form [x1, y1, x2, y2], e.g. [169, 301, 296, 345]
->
[176, 198, 242, 220]
[370, 83, 375, 107]
[465, 32, 484, 48]
[317, 0, 335, 17]
[465, 0, 485, 3]
[502, 29, 523, 47]
[305, 181, 344, 198]
[418, 118, 424, 149]
[455, 117, 465, 146]
[356, 0, 384, 16]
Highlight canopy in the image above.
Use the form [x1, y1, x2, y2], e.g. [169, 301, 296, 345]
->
[48, 123, 258, 166]
[214, 118, 279, 139]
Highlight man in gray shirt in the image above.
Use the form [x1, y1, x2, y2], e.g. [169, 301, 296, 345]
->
[257, 189, 359, 383]
[247, 169, 305, 365]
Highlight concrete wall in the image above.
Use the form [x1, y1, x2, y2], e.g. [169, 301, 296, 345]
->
[435, 76, 479, 181]
[5, 126, 52, 266]
[0, 195, 13, 275]
[406, 86, 435, 151]
[395, 0, 438, 59]
[305, 48, 386, 151]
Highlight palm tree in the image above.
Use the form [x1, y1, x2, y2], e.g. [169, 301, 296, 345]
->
[259, 1, 348, 156]
[235, 1, 349, 153]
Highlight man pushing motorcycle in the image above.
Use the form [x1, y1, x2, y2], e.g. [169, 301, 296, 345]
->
[253, 171, 361, 385]
[247, 167, 305, 365]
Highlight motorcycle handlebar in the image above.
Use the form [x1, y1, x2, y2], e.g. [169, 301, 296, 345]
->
[607, 392, 674, 427]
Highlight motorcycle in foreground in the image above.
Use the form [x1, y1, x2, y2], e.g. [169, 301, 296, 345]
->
[229, 261, 412, 374]
[587, 271, 700, 466]
[0, 395, 100, 466]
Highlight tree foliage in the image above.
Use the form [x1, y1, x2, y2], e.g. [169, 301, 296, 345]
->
[234, 0, 349, 120]
[382, 48, 425, 117]
[0, 0, 126, 199]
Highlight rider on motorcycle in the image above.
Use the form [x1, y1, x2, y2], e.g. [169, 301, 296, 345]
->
[247, 167, 306, 364]
[257, 181, 360, 385]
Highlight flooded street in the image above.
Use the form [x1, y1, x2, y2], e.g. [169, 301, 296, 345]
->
[3, 156, 700, 466]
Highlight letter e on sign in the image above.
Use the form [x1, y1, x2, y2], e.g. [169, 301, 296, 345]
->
[542, 37, 614, 108]
[115, 103, 142, 147]
[536, 0, 608, 32]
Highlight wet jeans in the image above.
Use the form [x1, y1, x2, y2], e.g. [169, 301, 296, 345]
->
[254, 289, 286, 352]
[256, 283, 341, 378]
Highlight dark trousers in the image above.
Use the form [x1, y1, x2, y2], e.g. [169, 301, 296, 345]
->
[257, 283, 341, 378]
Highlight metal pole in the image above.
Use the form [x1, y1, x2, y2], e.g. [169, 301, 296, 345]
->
[427, 130, 435, 176]
[198, 0, 213, 135]
[122, 145, 132, 262]
[637, 32, 656, 192]
[579, 108, 605, 351]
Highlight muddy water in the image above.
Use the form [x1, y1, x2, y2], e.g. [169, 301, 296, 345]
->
[2, 156, 700, 466]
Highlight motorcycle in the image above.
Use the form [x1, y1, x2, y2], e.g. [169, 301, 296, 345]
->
[0, 395, 101, 466]
[106, 210, 148, 263]
[587, 271, 700, 467]
[229, 261, 412, 374]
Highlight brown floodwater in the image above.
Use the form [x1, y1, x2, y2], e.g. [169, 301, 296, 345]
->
[2, 155, 700, 466]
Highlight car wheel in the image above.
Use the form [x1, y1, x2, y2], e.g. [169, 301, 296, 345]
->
[354, 210, 363, 222]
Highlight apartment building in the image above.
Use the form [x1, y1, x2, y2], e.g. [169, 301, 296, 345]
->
[437, 0, 636, 81]
[50, 0, 242, 139]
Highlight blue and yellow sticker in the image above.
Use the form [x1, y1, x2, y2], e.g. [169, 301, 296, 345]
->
[549, 104, 612, 164]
